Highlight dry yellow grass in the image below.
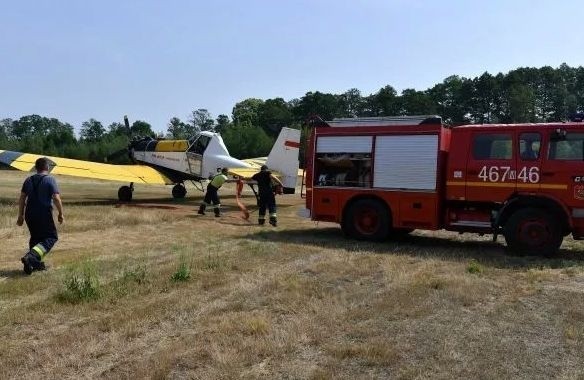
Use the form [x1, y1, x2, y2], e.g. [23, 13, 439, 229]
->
[1, 170, 584, 379]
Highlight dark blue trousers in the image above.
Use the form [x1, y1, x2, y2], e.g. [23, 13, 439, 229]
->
[25, 211, 58, 259]
[258, 193, 277, 220]
[204, 184, 220, 206]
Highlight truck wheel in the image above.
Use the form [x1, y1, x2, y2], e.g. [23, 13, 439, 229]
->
[343, 199, 390, 241]
[503, 208, 563, 256]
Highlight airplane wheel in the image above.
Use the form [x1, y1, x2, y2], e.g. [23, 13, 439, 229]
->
[172, 184, 187, 199]
[118, 186, 133, 202]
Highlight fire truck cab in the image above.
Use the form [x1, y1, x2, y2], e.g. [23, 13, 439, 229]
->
[303, 115, 584, 256]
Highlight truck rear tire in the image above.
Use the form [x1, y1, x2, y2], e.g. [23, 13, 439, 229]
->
[503, 208, 563, 256]
[343, 199, 390, 241]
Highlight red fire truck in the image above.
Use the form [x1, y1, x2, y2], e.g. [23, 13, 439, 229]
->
[302, 115, 584, 256]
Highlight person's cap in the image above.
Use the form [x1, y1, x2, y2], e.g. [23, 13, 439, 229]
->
[260, 165, 268, 171]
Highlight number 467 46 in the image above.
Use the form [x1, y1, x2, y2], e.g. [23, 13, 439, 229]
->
[478, 166, 539, 183]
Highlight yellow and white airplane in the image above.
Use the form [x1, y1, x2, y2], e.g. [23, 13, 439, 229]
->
[0, 117, 301, 202]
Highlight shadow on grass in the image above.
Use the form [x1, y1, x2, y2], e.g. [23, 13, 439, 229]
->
[0, 193, 259, 207]
[0, 269, 25, 279]
[244, 227, 584, 269]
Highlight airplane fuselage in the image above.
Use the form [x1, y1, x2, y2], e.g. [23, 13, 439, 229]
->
[130, 131, 252, 183]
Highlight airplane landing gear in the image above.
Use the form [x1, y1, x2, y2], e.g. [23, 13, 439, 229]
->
[172, 183, 187, 199]
[118, 182, 134, 202]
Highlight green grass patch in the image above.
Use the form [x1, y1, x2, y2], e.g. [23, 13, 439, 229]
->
[57, 261, 101, 303]
[171, 256, 191, 282]
[467, 259, 484, 275]
[110, 265, 150, 298]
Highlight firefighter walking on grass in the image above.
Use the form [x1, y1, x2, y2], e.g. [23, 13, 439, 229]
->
[251, 165, 283, 226]
[17, 157, 64, 275]
[198, 167, 233, 217]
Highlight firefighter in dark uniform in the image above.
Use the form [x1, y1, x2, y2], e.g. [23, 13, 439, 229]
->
[17, 157, 64, 275]
[198, 168, 231, 217]
[251, 165, 283, 226]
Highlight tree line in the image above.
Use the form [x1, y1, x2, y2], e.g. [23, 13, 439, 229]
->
[1, 64, 583, 162]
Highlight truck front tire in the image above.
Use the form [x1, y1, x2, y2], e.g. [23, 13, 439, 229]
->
[503, 208, 563, 256]
[343, 199, 390, 241]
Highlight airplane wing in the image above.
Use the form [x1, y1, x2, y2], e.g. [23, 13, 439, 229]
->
[228, 158, 301, 179]
[0, 150, 172, 185]
[239, 157, 303, 177]
[228, 166, 264, 179]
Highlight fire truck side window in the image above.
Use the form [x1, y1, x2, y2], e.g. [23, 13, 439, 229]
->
[314, 153, 372, 187]
[472, 134, 513, 160]
[549, 133, 584, 160]
[519, 132, 541, 160]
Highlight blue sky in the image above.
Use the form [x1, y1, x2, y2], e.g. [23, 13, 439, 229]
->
[1, 0, 582, 134]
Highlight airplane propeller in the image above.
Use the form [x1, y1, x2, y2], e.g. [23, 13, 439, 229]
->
[104, 115, 136, 163]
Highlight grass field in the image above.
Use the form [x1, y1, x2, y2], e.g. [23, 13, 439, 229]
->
[1, 170, 584, 379]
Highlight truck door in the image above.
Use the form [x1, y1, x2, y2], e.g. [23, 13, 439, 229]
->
[466, 132, 516, 202]
[516, 132, 543, 191]
[542, 129, 584, 209]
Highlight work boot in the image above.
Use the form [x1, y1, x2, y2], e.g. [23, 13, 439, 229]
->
[21, 251, 43, 275]
[258, 218, 265, 225]
[36, 261, 46, 271]
[269, 217, 277, 227]
[197, 204, 206, 215]
[21, 253, 33, 275]
[214, 208, 221, 217]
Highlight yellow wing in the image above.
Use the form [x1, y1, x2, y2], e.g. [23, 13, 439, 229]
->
[227, 167, 265, 179]
[0, 150, 172, 185]
[239, 157, 304, 177]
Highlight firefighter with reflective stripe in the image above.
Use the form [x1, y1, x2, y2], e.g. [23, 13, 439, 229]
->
[251, 165, 283, 226]
[198, 168, 231, 217]
[17, 157, 64, 275]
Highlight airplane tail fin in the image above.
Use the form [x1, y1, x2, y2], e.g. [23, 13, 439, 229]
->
[265, 127, 301, 194]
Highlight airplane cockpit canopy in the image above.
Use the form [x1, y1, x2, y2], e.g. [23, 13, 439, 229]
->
[188, 134, 211, 155]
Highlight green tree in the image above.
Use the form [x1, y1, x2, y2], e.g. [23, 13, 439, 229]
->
[221, 122, 273, 158]
[398, 89, 436, 116]
[232, 98, 264, 126]
[131, 120, 154, 137]
[370, 85, 400, 116]
[80, 118, 105, 142]
[507, 84, 537, 122]
[11, 115, 42, 139]
[107, 122, 129, 137]
[0, 118, 12, 143]
[189, 109, 215, 133]
[428, 76, 472, 124]
[167, 117, 189, 139]
[46, 122, 75, 155]
[338, 88, 365, 117]
[258, 98, 293, 136]
[215, 114, 231, 135]
[470, 72, 500, 123]
[293, 91, 341, 121]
